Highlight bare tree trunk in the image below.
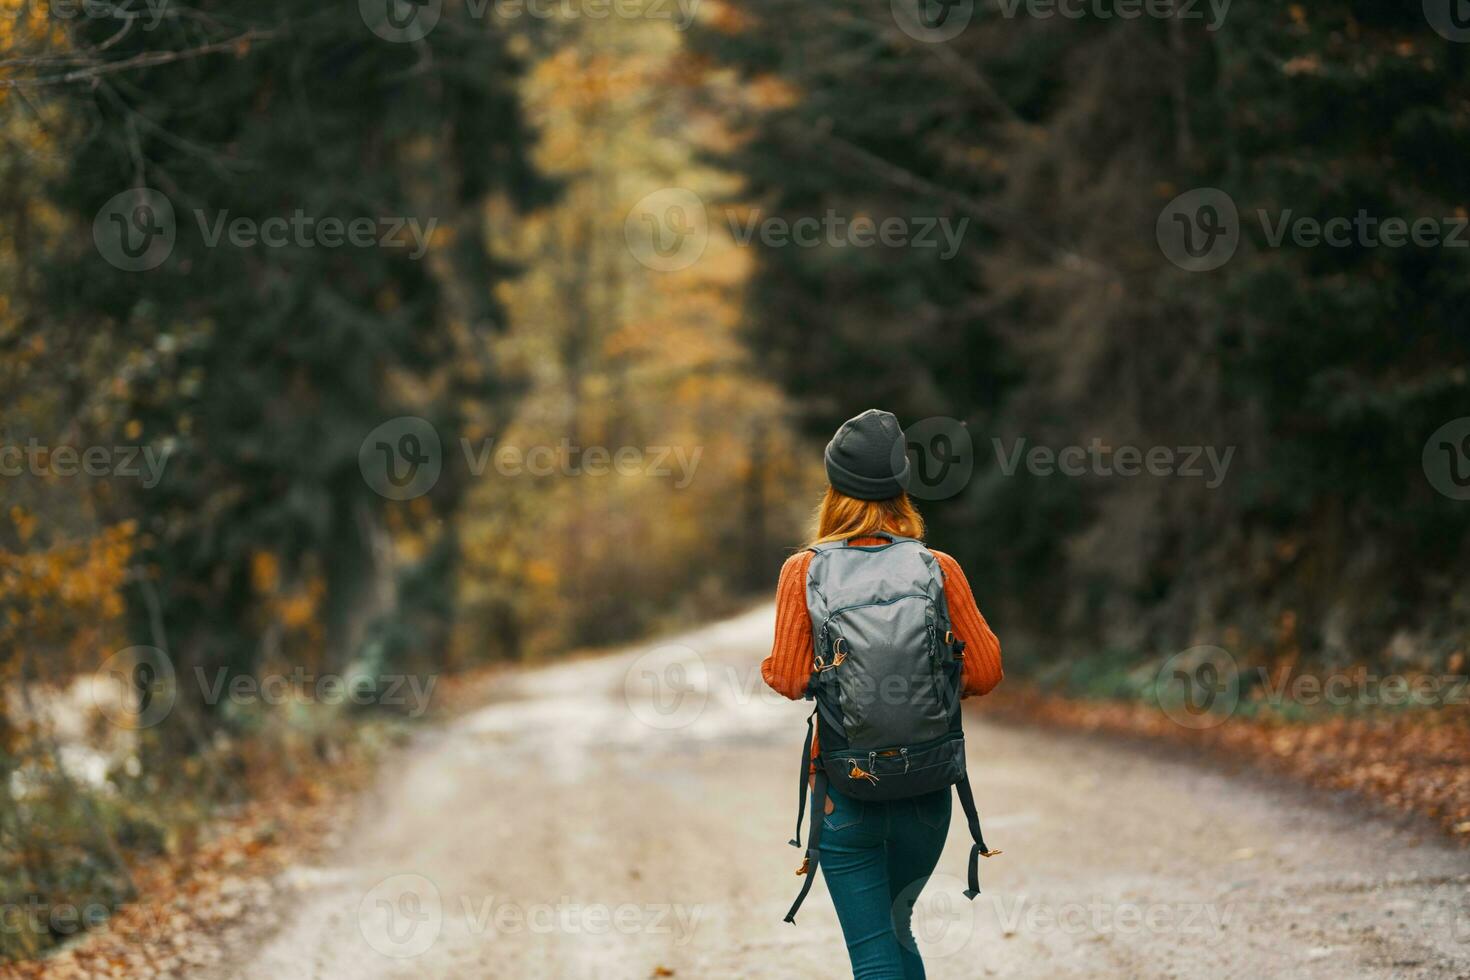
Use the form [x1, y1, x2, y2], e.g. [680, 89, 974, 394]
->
[1168, 2, 1194, 164]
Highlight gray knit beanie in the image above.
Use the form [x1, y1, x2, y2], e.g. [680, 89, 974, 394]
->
[824, 409, 910, 500]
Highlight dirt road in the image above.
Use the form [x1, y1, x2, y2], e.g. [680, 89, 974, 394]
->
[204, 605, 1470, 979]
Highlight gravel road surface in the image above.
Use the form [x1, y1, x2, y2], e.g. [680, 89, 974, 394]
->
[203, 605, 1470, 979]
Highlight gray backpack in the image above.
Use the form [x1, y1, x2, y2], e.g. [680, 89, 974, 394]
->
[784, 532, 998, 923]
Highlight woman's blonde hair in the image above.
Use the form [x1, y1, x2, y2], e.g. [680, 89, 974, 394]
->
[807, 486, 925, 547]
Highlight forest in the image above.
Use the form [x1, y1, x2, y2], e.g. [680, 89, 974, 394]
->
[2, 0, 1469, 971]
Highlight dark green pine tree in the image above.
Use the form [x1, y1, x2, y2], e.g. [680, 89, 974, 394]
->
[1214, 3, 1470, 643]
[695, 1, 1470, 664]
[38, 2, 552, 744]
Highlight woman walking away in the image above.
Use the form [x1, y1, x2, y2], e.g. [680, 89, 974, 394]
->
[763, 409, 1003, 980]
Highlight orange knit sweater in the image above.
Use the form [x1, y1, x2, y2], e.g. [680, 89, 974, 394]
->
[762, 537, 1003, 762]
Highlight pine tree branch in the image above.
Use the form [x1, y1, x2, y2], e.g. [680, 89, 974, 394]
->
[797, 124, 1117, 281]
[0, 29, 278, 91]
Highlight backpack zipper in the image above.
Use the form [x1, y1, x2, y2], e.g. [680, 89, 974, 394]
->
[869, 748, 910, 775]
[820, 593, 932, 650]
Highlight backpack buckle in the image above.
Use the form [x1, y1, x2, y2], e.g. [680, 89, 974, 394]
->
[944, 630, 955, 646]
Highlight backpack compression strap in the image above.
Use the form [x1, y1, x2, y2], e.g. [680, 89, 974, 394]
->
[783, 768, 828, 924]
[789, 706, 817, 848]
[955, 776, 1000, 899]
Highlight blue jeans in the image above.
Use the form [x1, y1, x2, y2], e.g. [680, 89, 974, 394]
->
[819, 785, 952, 980]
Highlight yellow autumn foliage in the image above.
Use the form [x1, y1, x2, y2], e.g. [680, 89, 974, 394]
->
[0, 519, 136, 658]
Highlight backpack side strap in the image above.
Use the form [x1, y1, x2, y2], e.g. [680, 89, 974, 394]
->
[789, 706, 817, 848]
[783, 769, 829, 924]
[954, 777, 1001, 899]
